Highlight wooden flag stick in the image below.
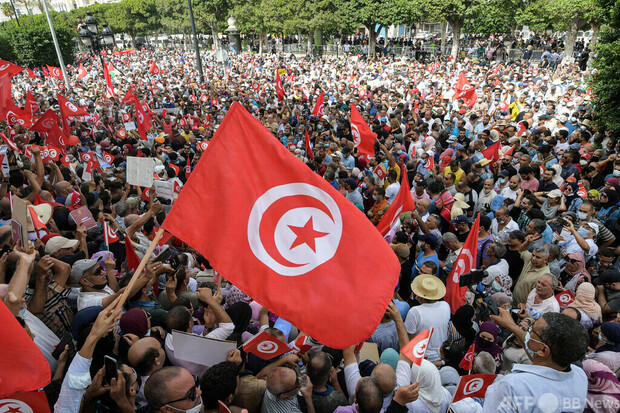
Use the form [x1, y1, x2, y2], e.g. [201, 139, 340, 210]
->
[115, 227, 165, 311]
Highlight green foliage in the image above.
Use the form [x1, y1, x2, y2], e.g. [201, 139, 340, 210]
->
[591, 0, 620, 134]
[0, 33, 15, 61]
[466, 0, 524, 34]
[8, 23, 75, 67]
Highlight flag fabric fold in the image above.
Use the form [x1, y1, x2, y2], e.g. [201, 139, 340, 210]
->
[376, 167, 415, 236]
[445, 214, 480, 313]
[349, 104, 377, 157]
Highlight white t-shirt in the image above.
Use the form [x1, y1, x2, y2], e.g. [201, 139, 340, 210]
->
[491, 218, 519, 243]
[77, 285, 115, 311]
[386, 182, 401, 205]
[404, 301, 451, 362]
[526, 289, 560, 314]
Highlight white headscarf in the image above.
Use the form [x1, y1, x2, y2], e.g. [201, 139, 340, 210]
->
[410, 359, 446, 413]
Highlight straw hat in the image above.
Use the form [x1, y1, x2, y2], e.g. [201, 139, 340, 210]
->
[411, 274, 446, 301]
[478, 158, 492, 167]
[453, 193, 470, 209]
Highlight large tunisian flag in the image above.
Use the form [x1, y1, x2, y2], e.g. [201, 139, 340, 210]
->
[162, 102, 400, 348]
[349, 104, 377, 157]
[445, 213, 480, 313]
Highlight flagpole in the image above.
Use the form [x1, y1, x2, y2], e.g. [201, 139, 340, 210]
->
[114, 227, 164, 310]
[42, 0, 71, 89]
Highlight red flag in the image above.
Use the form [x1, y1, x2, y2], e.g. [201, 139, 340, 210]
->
[189, 94, 197, 104]
[243, 330, 290, 359]
[104, 221, 119, 246]
[0, 391, 51, 412]
[445, 214, 480, 313]
[197, 141, 209, 152]
[77, 63, 88, 80]
[86, 157, 100, 173]
[0, 300, 51, 396]
[27, 205, 48, 233]
[29, 109, 61, 134]
[349, 104, 377, 157]
[577, 182, 588, 198]
[275, 69, 284, 102]
[454, 73, 470, 94]
[312, 90, 325, 117]
[290, 335, 313, 354]
[502, 145, 515, 158]
[121, 112, 131, 122]
[184, 163, 192, 180]
[481, 141, 502, 167]
[376, 167, 415, 236]
[499, 101, 509, 111]
[0, 59, 24, 78]
[24, 89, 40, 116]
[122, 86, 137, 104]
[27, 68, 37, 79]
[141, 187, 151, 202]
[161, 102, 399, 348]
[414, 102, 420, 116]
[148, 62, 160, 75]
[0, 76, 11, 123]
[200, 94, 208, 103]
[125, 238, 141, 272]
[103, 62, 115, 97]
[103, 151, 114, 164]
[459, 343, 475, 371]
[452, 374, 497, 403]
[555, 290, 576, 308]
[400, 328, 432, 365]
[57, 93, 89, 119]
[424, 157, 434, 170]
[517, 121, 527, 137]
[117, 128, 127, 139]
[251, 82, 260, 90]
[4, 103, 32, 128]
[136, 100, 152, 141]
[0, 133, 19, 152]
[46, 65, 63, 80]
[79, 152, 94, 163]
[305, 130, 314, 160]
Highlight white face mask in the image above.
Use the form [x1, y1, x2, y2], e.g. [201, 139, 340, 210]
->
[578, 211, 589, 220]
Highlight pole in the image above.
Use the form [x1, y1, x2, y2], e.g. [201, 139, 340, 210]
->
[187, 0, 204, 82]
[42, 0, 71, 89]
[8, 0, 19, 26]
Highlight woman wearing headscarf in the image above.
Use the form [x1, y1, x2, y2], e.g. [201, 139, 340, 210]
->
[474, 322, 503, 374]
[597, 190, 620, 223]
[596, 322, 620, 353]
[564, 182, 584, 213]
[447, 305, 478, 351]
[583, 359, 620, 413]
[438, 366, 460, 397]
[560, 253, 592, 292]
[571, 283, 602, 326]
[409, 359, 452, 413]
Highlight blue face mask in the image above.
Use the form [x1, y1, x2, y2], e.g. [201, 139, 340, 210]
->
[577, 228, 589, 238]
[523, 331, 537, 358]
[599, 332, 614, 346]
[492, 281, 502, 292]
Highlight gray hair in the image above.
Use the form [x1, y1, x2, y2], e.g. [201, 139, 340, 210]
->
[530, 219, 546, 234]
[533, 247, 550, 259]
[541, 273, 559, 288]
[491, 243, 507, 258]
[114, 200, 128, 217]
[474, 352, 497, 375]
[442, 233, 458, 243]
[545, 244, 560, 260]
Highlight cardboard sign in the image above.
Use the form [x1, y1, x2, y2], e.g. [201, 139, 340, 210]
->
[154, 180, 174, 201]
[171, 330, 236, 369]
[69, 206, 97, 229]
[11, 195, 29, 247]
[126, 156, 155, 188]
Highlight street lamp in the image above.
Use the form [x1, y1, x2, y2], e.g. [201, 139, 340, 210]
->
[77, 11, 114, 53]
[84, 11, 98, 34]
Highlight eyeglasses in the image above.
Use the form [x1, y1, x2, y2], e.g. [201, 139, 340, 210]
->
[566, 258, 579, 264]
[527, 326, 547, 347]
[601, 194, 608, 198]
[162, 375, 200, 409]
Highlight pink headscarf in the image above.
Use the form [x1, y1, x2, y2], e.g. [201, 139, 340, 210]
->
[583, 359, 620, 413]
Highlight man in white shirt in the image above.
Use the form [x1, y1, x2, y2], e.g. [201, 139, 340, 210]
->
[526, 274, 560, 314]
[491, 206, 519, 243]
[404, 274, 451, 362]
[385, 170, 400, 205]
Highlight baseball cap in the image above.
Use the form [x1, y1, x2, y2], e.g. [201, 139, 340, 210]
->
[450, 215, 469, 226]
[71, 259, 98, 283]
[418, 233, 438, 250]
[344, 178, 357, 188]
[45, 236, 79, 255]
[584, 222, 599, 235]
[447, 137, 457, 143]
[548, 189, 562, 198]
[499, 170, 510, 178]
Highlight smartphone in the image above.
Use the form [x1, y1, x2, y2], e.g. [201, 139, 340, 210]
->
[170, 255, 181, 271]
[103, 355, 118, 386]
[52, 334, 73, 360]
[153, 247, 173, 264]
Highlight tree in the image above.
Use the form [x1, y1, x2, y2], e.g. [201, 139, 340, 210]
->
[417, 0, 480, 58]
[466, 0, 525, 35]
[1, 3, 15, 20]
[8, 23, 75, 67]
[193, 0, 233, 50]
[591, 0, 620, 134]
[336, 0, 418, 55]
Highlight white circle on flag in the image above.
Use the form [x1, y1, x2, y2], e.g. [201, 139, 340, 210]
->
[48, 148, 58, 159]
[0, 63, 9, 71]
[453, 250, 474, 284]
[42, 118, 55, 129]
[257, 341, 279, 354]
[65, 101, 79, 112]
[412, 339, 428, 359]
[6, 111, 21, 125]
[82, 153, 92, 161]
[248, 183, 343, 276]
[351, 124, 361, 145]
[104, 153, 113, 163]
[0, 399, 34, 413]
[464, 351, 473, 362]
[558, 294, 571, 303]
[463, 378, 484, 395]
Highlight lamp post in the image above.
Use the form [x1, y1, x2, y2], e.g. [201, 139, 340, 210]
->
[226, 16, 240, 53]
[187, 0, 204, 82]
[78, 11, 115, 80]
[42, 0, 71, 87]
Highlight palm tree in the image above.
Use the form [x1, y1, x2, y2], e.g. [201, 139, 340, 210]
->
[1, 2, 16, 19]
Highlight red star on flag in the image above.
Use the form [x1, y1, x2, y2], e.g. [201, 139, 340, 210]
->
[288, 217, 328, 252]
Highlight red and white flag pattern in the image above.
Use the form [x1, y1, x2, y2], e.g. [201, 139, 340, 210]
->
[452, 374, 497, 403]
[312, 90, 325, 117]
[376, 168, 415, 236]
[445, 214, 480, 313]
[459, 343, 475, 371]
[104, 221, 119, 246]
[555, 290, 576, 308]
[349, 104, 377, 157]
[400, 328, 433, 365]
[243, 330, 290, 359]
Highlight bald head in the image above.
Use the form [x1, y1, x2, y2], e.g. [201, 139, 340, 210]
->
[0, 197, 10, 214]
[370, 363, 396, 396]
[128, 337, 166, 377]
[124, 214, 140, 228]
[54, 181, 71, 197]
[266, 366, 297, 396]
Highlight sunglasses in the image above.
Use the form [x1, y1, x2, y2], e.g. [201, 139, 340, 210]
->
[161, 375, 200, 408]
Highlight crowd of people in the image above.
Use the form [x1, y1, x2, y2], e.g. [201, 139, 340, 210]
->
[1, 33, 619, 413]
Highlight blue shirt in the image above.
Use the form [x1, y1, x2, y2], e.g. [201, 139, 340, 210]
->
[411, 251, 440, 281]
[483, 363, 587, 412]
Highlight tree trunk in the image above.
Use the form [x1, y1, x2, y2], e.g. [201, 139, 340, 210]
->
[590, 24, 600, 49]
[450, 20, 463, 59]
[368, 25, 377, 56]
[440, 21, 448, 55]
[211, 22, 220, 50]
[298, 29, 303, 51]
[561, 17, 583, 65]
[130, 33, 136, 48]
[307, 32, 313, 54]
[259, 29, 266, 54]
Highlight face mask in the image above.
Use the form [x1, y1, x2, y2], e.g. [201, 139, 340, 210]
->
[577, 227, 589, 238]
[361, 183, 367, 189]
[182, 403, 203, 413]
[87, 280, 107, 290]
[599, 332, 614, 346]
[498, 178, 506, 184]
[477, 338, 493, 348]
[513, 158, 519, 164]
[492, 281, 502, 292]
[591, 156, 599, 162]
[372, 195, 377, 201]
[578, 212, 589, 220]
[523, 331, 537, 358]
[18, 303, 27, 318]
[613, 170, 620, 177]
